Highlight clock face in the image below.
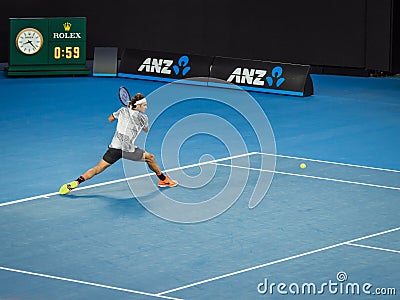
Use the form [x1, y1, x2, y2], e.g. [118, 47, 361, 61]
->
[15, 27, 44, 55]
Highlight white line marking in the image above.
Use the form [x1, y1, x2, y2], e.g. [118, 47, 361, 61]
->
[0, 152, 258, 208]
[0, 192, 60, 207]
[0, 266, 182, 300]
[258, 152, 400, 173]
[214, 163, 400, 191]
[77, 152, 256, 192]
[157, 227, 400, 296]
[346, 243, 400, 254]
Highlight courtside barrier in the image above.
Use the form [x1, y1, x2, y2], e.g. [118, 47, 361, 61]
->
[209, 56, 313, 96]
[118, 49, 314, 96]
[118, 48, 212, 85]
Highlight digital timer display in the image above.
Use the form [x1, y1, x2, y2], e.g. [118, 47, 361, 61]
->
[54, 46, 80, 59]
[47, 18, 87, 65]
[48, 41, 86, 64]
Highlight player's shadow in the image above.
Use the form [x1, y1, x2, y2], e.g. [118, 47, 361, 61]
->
[64, 193, 148, 218]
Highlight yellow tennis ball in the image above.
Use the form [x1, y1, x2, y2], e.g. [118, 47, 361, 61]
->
[300, 163, 307, 169]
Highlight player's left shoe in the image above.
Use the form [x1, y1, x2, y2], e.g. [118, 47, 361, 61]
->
[158, 175, 178, 187]
[59, 181, 79, 195]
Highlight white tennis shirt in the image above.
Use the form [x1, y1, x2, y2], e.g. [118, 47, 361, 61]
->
[109, 107, 149, 152]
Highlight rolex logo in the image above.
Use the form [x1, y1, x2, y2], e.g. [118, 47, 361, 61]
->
[63, 22, 72, 31]
[54, 22, 81, 39]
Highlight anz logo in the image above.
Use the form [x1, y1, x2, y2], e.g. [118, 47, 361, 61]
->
[173, 56, 191, 75]
[138, 55, 191, 76]
[227, 66, 286, 88]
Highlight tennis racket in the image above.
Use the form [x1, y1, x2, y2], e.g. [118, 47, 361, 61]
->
[118, 86, 131, 106]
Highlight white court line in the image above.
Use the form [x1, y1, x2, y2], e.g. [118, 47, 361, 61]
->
[259, 152, 400, 173]
[214, 163, 400, 191]
[346, 243, 400, 254]
[0, 266, 182, 300]
[157, 227, 400, 296]
[0, 152, 258, 208]
[0, 192, 60, 207]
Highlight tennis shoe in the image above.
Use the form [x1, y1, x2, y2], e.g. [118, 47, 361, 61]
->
[158, 175, 178, 187]
[59, 181, 79, 195]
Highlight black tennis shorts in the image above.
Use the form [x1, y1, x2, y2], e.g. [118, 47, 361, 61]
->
[102, 147, 145, 165]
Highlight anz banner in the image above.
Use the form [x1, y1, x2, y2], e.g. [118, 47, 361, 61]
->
[118, 48, 212, 85]
[118, 49, 313, 96]
[210, 56, 314, 96]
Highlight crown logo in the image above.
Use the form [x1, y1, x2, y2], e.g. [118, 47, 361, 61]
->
[63, 22, 72, 31]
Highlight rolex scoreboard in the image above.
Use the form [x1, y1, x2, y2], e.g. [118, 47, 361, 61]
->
[6, 17, 91, 76]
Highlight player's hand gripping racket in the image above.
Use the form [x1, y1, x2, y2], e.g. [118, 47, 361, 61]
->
[118, 86, 131, 106]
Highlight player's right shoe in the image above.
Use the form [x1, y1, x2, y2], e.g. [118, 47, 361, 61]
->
[59, 181, 79, 195]
[158, 175, 178, 187]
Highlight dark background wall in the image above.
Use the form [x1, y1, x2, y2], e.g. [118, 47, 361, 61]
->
[1, 0, 399, 74]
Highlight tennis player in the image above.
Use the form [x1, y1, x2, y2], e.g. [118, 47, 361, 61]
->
[59, 93, 178, 195]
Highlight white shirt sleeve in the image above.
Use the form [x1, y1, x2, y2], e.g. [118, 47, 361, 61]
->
[113, 107, 124, 119]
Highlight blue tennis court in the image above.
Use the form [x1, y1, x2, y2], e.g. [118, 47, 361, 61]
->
[0, 72, 399, 299]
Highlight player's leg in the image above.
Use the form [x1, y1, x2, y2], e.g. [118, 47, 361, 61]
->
[81, 159, 111, 180]
[143, 152, 161, 174]
[143, 152, 178, 187]
[59, 148, 119, 195]
[59, 159, 111, 195]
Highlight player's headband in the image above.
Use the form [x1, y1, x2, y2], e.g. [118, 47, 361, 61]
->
[135, 98, 147, 105]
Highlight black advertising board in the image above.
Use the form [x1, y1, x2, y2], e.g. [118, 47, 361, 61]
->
[118, 48, 212, 84]
[209, 56, 313, 96]
[118, 49, 313, 96]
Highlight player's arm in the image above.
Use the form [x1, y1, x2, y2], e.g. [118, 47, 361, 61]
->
[141, 114, 149, 132]
[108, 114, 116, 122]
